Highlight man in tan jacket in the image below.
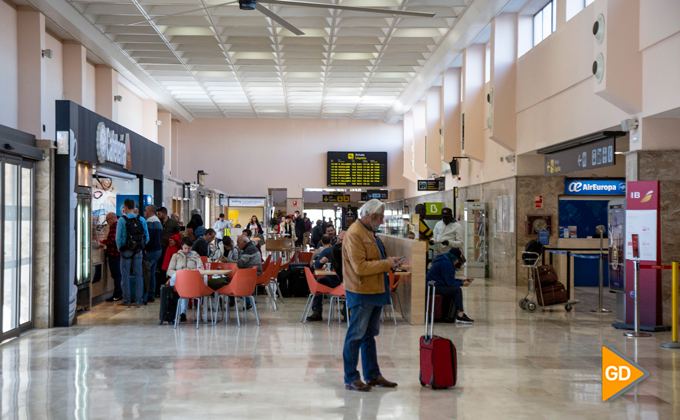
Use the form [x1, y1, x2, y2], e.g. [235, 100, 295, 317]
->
[342, 199, 402, 392]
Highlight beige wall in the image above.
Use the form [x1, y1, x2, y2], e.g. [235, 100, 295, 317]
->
[175, 118, 406, 197]
[0, 0, 18, 129]
[84, 61, 96, 112]
[116, 83, 144, 136]
[43, 32, 62, 141]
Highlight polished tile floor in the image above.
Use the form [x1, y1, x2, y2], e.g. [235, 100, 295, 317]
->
[1, 282, 678, 419]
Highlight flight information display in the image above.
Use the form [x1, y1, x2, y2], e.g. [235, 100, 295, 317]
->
[327, 152, 387, 187]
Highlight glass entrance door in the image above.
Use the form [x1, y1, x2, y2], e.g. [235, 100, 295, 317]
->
[1, 158, 34, 341]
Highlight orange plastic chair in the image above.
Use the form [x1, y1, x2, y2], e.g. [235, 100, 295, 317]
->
[301, 267, 336, 323]
[262, 255, 272, 271]
[214, 262, 238, 278]
[300, 252, 313, 264]
[328, 283, 349, 326]
[255, 263, 277, 311]
[174, 270, 216, 329]
[199, 256, 209, 267]
[215, 268, 259, 326]
[280, 252, 296, 270]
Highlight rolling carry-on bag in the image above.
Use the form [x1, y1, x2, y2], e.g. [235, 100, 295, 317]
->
[420, 281, 457, 389]
[158, 284, 179, 325]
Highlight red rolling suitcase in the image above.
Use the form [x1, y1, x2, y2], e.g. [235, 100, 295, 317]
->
[420, 281, 457, 389]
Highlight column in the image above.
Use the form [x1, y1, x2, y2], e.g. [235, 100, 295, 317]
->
[17, 7, 46, 138]
[157, 110, 173, 176]
[62, 41, 87, 105]
[95, 65, 118, 120]
[461, 44, 485, 162]
[426, 86, 441, 174]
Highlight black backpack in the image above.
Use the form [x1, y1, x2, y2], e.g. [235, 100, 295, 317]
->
[523, 239, 544, 265]
[121, 215, 146, 257]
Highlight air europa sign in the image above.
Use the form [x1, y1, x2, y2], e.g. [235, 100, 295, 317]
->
[564, 180, 625, 195]
[96, 122, 132, 170]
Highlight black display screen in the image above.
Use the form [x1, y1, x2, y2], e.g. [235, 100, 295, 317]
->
[327, 152, 387, 187]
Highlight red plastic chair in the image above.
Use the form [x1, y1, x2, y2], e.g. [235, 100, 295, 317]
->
[280, 252, 297, 270]
[301, 267, 336, 323]
[255, 263, 277, 311]
[300, 252, 313, 264]
[214, 262, 238, 278]
[199, 256, 209, 267]
[215, 268, 259, 326]
[328, 283, 349, 326]
[174, 270, 216, 329]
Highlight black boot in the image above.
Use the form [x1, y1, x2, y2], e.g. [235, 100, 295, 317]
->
[306, 309, 323, 322]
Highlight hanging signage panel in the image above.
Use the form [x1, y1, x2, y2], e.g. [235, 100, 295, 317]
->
[228, 197, 266, 207]
[545, 137, 615, 176]
[417, 179, 444, 191]
[323, 194, 349, 202]
[565, 179, 626, 195]
[327, 151, 387, 187]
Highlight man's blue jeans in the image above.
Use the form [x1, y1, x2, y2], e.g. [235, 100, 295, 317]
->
[121, 251, 143, 306]
[145, 250, 162, 299]
[343, 303, 383, 384]
[108, 256, 122, 298]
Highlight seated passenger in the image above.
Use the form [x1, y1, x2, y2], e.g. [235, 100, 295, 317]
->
[316, 225, 337, 249]
[223, 236, 262, 276]
[307, 231, 346, 322]
[310, 234, 332, 268]
[167, 237, 205, 322]
[242, 228, 263, 256]
[219, 236, 241, 261]
[191, 228, 216, 257]
[426, 248, 474, 324]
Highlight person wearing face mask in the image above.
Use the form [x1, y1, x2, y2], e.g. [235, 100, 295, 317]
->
[426, 247, 474, 324]
[167, 237, 204, 322]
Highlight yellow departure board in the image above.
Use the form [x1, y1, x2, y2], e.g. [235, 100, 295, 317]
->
[327, 152, 387, 187]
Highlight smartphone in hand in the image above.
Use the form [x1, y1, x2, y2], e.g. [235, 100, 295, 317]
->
[393, 256, 407, 269]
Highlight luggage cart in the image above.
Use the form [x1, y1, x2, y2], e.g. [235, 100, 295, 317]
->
[519, 252, 579, 312]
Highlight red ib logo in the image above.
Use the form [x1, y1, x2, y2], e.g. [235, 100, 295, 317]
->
[602, 347, 650, 401]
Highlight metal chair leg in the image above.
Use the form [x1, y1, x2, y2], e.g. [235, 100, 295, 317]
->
[394, 292, 404, 319]
[234, 297, 241, 327]
[243, 298, 248, 325]
[174, 299, 181, 329]
[250, 296, 260, 326]
[390, 301, 397, 326]
[300, 294, 313, 323]
[327, 296, 334, 327]
[196, 299, 200, 329]
[269, 285, 278, 311]
[337, 298, 342, 324]
[265, 286, 276, 312]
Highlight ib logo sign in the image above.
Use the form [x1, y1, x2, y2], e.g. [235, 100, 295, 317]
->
[631, 190, 654, 203]
[602, 346, 650, 401]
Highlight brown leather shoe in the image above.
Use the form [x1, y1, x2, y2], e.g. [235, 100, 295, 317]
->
[367, 376, 398, 388]
[345, 380, 372, 392]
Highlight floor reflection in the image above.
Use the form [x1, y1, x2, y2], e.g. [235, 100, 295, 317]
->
[0, 283, 678, 419]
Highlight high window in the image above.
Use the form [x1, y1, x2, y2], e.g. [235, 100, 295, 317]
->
[533, 1, 556, 46]
[567, 0, 596, 21]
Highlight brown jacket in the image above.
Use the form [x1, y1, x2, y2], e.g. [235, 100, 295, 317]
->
[342, 220, 393, 294]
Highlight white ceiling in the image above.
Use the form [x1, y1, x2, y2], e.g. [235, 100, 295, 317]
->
[65, 0, 469, 119]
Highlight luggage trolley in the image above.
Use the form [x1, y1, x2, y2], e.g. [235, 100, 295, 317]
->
[519, 252, 579, 312]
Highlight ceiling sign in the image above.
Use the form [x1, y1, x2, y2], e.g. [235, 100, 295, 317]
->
[417, 178, 445, 191]
[323, 195, 349, 202]
[545, 137, 615, 176]
[228, 197, 265, 207]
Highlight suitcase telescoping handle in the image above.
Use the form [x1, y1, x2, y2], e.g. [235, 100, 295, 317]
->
[424, 281, 436, 340]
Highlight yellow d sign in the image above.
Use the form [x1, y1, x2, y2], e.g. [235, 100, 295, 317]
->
[602, 346, 650, 401]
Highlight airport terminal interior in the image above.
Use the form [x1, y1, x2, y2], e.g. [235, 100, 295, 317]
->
[1, 0, 680, 418]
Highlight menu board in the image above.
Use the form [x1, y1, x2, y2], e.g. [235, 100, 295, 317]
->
[327, 152, 387, 187]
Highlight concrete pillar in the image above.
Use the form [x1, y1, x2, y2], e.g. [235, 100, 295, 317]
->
[17, 7, 46, 138]
[412, 99, 428, 179]
[34, 140, 55, 328]
[95, 65, 118, 121]
[157, 110, 172, 175]
[141, 99, 158, 143]
[441, 68, 462, 161]
[462, 44, 485, 162]
[426, 86, 442, 175]
[62, 41, 87, 106]
[402, 111, 417, 183]
[489, 14, 517, 151]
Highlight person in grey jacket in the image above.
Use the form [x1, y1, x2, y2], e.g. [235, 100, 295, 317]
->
[226, 236, 262, 276]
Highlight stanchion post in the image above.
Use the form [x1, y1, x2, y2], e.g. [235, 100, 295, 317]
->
[662, 261, 680, 348]
[625, 260, 652, 338]
[591, 226, 611, 313]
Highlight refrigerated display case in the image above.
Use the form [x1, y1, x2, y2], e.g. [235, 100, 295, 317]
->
[464, 202, 488, 278]
[75, 190, 92, 311]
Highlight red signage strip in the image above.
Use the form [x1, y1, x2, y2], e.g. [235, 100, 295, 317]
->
[639, 265, 673, 270]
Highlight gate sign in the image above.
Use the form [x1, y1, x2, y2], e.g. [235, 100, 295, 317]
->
[545, 137, 615, 176]
[425, 202, 442, 216]
[565, 180, 626, 195]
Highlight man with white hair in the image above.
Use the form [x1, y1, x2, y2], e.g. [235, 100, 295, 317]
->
[226, 235, 263, 276]
[342, 199, 402, 392]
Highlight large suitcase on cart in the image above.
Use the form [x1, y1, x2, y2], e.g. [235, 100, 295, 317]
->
[536, 282, 568, 306]
[420, 281, 457, 389]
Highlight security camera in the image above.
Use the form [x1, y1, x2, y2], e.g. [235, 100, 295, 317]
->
[621, 118, 638, 132]
[42, 49, 53, 59]
[113, 95, 123, 102]
[156, 120, 162, 126]
[504, 155, 515, 164]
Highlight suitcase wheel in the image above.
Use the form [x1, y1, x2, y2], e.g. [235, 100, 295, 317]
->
[565, 303, 573, 312]
[430, 375, 438, 390]
[527, 301, 537, 312]
[419, 372, 425, 387]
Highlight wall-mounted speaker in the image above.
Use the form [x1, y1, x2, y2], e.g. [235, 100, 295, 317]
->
[593, 14, 605, 45]
[592, 53, 604, 83]
[487, 88, 493, 106]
